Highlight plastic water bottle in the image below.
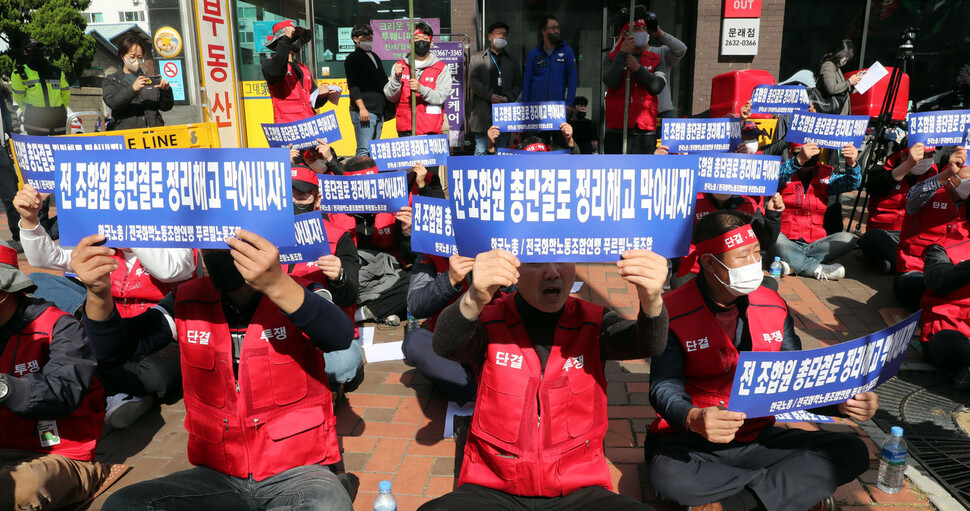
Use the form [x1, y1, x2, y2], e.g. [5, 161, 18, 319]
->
[374, 480, 397, 511]
[769, 256, 784, 279]
[877, 426, 907, 494]
[405, 311, 420, 335]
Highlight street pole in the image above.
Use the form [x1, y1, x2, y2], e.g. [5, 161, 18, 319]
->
[621, 0, 635, 155]
[409, 0, 417, 134]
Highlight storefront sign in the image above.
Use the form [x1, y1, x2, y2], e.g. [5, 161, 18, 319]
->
[195, 0, 243, 147]
[724, 0, 762, 18]
[720, 18, 759, 56]
[431, 42, 465, 147]
[370, 18, 441, 61]
[153, 26, 183, 58]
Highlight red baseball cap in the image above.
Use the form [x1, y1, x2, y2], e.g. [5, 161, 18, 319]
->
[291, 164, 319, 193]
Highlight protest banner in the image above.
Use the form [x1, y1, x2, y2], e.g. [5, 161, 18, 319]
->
[773, 410, 835, 424]
[448, 154, 696, 262]
[261, 111, 342, 151]
[749, 85, 810, 114]
[696, 154, 782, 196]
[492, 101, 567, 132]
[370, 135, 450, 171]
[278, 212, 331, 263]
[495, 147, 571, 155]
[786, 112, 868, 149]
[10, 134, 126, 193]
[963, 128, 970, 148]
[54, 148, 294, 248]
[431, 42, 465, 147]
[906, 110, 970, 147]
[660, 118, 743, 153]
[728, 311, 921, 418]
[318, 171, 409, 213]
[412, 196, 456, 257]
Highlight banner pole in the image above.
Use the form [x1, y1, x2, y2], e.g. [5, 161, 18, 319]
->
[621, 0, 635, 155]
[409, 0, 417, 134]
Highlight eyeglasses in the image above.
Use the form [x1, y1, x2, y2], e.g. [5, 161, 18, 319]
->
[545, 26, 560, 32]
[125, 56, 146, 63]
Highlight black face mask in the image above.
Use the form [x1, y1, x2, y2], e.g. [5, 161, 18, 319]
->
[26, 51, 45, 69]
[203, 251, 245, 292]
[803, 155, 820, 168]
[547, 33, 561, 45]
[293, 202, 315, 215]
[414, 40, 431, 57]
[575, 111, 586, 119]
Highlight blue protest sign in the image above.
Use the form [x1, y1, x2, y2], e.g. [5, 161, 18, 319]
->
[696, 154, 782, 196]
[412, 196, 456, 257]
[728, 311, 921, 418]
[963, 128, 970, 148]
[262, 111, 342, 151]
[492, 101, 567, 132]
[750, 85, 810, 114]
[369, 135, 450, 171]
[660, 118, 743, 153]
[54, 148, 294, 248]
[448, 155, 696, 262]
[278, 212, 331, 263]
[318, 171, 409, 213]
[495, 148, 570, 155]
[906, 110, 970, 147]
[773, 410, 835, 424]
[786, 112, 868, 149]
[11, 134, 126, 193]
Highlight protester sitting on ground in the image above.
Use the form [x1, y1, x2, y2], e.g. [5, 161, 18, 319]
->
[404, 253, 479, 405]
[647, 210, 878, 511]
[102, 36, 173, 131]
[14, 183, 195, 429]
[568, 96, 599, 154]
[772, 142, 861, 280]
[302, 139, 344, 174]
[484, 122, 579, 154]
[736, 121, 766, 154]
[287, 164, 364, 395]
[383, 21, 452, 136]
[920, 228, 970, 390]
[858, 143, 936, 275]
[0, 240, 107, 511]
[74, 230, 357, 510]
[419, 248, 668, 510]
[894, 145, 968, 311]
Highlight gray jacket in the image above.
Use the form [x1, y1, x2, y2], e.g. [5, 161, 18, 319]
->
[817, 61, 853, 115]
[647, 33, 688, 114]
[468, 49, 522, 133]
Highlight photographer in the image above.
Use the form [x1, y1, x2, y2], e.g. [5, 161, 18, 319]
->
[262, 20, 339, 124]
[102, 36, 173, 131]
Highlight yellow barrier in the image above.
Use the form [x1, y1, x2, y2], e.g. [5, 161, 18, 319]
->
[70, 122, 222, 149]
[752, 118, 778, 146]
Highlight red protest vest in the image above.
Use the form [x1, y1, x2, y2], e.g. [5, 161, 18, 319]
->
[866, 151, 935, 232]
[0, 305, 104, 461]
[919, 237, 970, 342]
[268, 61, 316, 124]
[651, 279, 787, 442]
[604, 50, 661, 131]
[779, 165, 833, 244]
[896, 186, 968, 273]
[110, 251, 178, 318]
[174, 278, 339, 481]
[394, 60, 446, 135]
[460, 294, 611, 497]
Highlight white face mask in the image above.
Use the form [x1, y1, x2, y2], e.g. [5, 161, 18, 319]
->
[124, 58, 141, 73]
[633, 31, 649, 48]
[711, 256, 763, 296]
[955, 176, 970, 200]
[910, 158, 933, 175]
[744, 139, 760, 154]
[491, 37, 508, 50]
[359, 40, 373, 51]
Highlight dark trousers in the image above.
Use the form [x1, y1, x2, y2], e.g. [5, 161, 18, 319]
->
[98, 343, 182, 399]
[645, 426, 869, 511]
[418, 483, 653, 511]
[858, 229, 899, 271]
[402, 327, 476, 405]
[926, 330, 970, 371]
[893, 271, 926, 311]
[604, 130, 657, 155]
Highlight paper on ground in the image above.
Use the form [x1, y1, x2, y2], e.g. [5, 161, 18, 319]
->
[363, 341, 404, 363]
[359, 326, 375, 347]
[571, 281, 583, 293]
[444, 401, 475, 438]
[854, 61, 888, 95]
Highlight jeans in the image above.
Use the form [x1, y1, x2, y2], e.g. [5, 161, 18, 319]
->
[473, 132, 511, 155]
[0, 449, 104, 511]
[402, 327, 476, 405]
[349, 110, 383, 156]
[771, 232, 856, 277]
[858, 229, 899, 272]
[419, 483, 652, 511]
[323, 339, 363, 388]
[893, 271, 926, 311]
[30, 273, 86, 315]
[103, 464, 352, 511]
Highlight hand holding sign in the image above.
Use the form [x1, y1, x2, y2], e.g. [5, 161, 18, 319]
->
[448, 254, 475, 287]
[838, 392, 879, 422]
[315, 255, 343, 281]
[616, 249, 667, 317]
[413, 162, 429, 189]
[686, 405, 747, 444]
[225, 229, 302, 314]
[13, 184, 43, 229]
[560, 122, 573, 146]
[462, 249, 520, 318]
[70, 234, 119, 307]
[397, 206, 413, 236]
[796, 142, 821, 165]
[841, 144, 859, 167]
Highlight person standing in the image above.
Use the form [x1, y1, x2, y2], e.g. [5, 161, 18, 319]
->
[522, 16, 577, 108]
[344, 23, 388, 156]
[815, 39, 864, 116]
[568, 96, 599, 154]
[102, 36, 174, 130]
[383, 22, 452, 137]
[10, 39, 69, 136]
[262, 21, 339, 124]
[645, 13, 687, 118]
[469, 22, 521, 155]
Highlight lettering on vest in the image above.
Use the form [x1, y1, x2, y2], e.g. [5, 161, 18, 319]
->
[260, 327, 289, 342]
[561, 355, 584, 371]
[685, 337, 710, 352]
[494, 351, 523, 369]
[12, 359, 41, 376]
[186, 330, 211, 345]
[762, 330, 784, 344]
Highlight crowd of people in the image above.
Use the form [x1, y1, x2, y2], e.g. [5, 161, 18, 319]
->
[0, 6, 967, 511]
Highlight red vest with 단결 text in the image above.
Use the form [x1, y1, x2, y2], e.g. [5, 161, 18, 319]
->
[896, 185, 967, 274]
[779, 164, 832, 244]
[919, 236, 970, 342]
[394, 60, 446, 135]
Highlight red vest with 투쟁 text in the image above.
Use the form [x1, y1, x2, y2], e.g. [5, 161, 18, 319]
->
[394, 60, 446, 135]
[0, 305, 104, 461]
[651, 279, 788, 442]
[779, 165, 832, 244]
[605, 49, 661, 131]
[896, 185, 967, 274]
[109, 251, 178, 318]
[174, 278, 340, 481]
[919, 237, 970, 342]
[268, 61, 316, 124]
[459, 294, 611, 497]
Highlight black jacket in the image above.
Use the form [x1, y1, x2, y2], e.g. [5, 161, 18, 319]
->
[102, 70, 174, 131]
[344, 47, 389, 114]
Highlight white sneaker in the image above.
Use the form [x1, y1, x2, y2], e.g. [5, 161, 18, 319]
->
[780, 261, 792, 276]
[813, 263, 845, 281]
[105, 393, 153, 429]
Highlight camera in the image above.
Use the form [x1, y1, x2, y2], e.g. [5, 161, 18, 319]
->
[899, 27, 918, 50]
[293, 26, 312, 45]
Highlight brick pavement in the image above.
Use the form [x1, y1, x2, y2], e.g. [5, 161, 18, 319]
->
[0, 208, 940, 510]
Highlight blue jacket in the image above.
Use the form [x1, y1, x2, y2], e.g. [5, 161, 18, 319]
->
[522, 40, 578, 105]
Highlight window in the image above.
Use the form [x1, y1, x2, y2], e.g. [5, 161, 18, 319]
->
[118, 11, 146, 22]
[83, 12, 104, 23]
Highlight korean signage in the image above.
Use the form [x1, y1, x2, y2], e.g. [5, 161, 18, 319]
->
[317, 171, 410, 213]
[492, 102, 568, 132]
[431, 42, 465, 146]
[10, 134, 126, 193]
[696, 154, 782, 197]
[749, 85, 810, 114]
[787, 112, 868, 150]
[370, 135, 450, 171]
[724, 0, 762, 18]
[262, 112, 342, 151]
[370, 18, 441, 62]
[906, 110, 970, 147]
[412, 196, 457, 257]
[158, 59, 187, 103]
[278, 212, 332, 263]
[720, 18, 759, 56]
[195, 0, 243, 147]
[660, 118, 743, 153]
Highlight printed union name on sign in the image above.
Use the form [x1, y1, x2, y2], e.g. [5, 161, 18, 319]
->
[448, 154, 697, 262]
[492, 101, 567, 132]
[696, 154, 782, 196]
[370, 134, 450, 171]
[54, 147, 294, 248]
[262, 111, 342, 151]
[906, 109, 970, 146]
[11, 134, 127, 193]
[278, 212, 331, 263]
[411, 196, 456, 257]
